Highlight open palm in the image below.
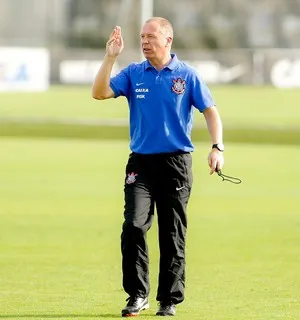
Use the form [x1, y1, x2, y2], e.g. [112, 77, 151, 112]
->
[106, 26, 124, 57]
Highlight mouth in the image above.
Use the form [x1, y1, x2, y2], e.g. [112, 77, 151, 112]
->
[142, 48, 152, 54]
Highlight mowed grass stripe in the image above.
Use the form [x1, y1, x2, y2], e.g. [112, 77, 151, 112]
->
[1, 121, 299, 145]
[1, 85, 300, 145]
[0, 85, 300, 128]
[0, 138, 299, 319]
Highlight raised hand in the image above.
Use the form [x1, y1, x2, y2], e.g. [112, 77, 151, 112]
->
[106, 26, 124, 58]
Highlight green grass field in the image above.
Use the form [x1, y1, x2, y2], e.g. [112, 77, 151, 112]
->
[1, 86, 300, 129]
[1, 138, 300, 319]
[1, 86, 300, 145]
[0, 86, 300, 319]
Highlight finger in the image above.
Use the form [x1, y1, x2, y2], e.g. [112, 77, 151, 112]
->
[109, 27, 117, 40]
[217, 156, 224, 170]
[116, 26, 123, 45]
[208, 159, 213, 174]
[107, 38, 116, 45]
[114, 26, 121, 40]
[115, 26, 122, 36]
[118, 34, 124, 47]
[106, 39, 117, 49]
[207, 154, 212, 168]
[216, 161, 223, 172]
[210, 159, 217, 175]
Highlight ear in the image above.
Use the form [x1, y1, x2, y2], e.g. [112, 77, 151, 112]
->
[166, 37, 172, 47]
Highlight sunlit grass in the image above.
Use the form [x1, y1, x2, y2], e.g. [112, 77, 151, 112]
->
[1, 138, 299, 319]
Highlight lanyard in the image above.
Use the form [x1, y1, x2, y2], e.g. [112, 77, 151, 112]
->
[216, 170, 242, 184]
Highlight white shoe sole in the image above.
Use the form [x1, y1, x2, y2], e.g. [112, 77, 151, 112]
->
[122, 303, 150, 317]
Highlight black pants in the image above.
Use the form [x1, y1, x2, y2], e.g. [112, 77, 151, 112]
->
[121, 151, 193, 304]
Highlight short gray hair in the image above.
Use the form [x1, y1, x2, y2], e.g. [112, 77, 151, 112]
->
[145, 17, 174, 38]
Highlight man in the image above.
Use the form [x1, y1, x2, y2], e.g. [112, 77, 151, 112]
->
[92, 17, 224, 317]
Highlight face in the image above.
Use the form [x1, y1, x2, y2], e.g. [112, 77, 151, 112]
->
[140, 21, 172, 60]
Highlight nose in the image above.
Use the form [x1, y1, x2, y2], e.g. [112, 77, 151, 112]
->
[142, 37, 149, 44]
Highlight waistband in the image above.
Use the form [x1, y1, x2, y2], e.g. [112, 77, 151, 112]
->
[132, 150, 190, 157]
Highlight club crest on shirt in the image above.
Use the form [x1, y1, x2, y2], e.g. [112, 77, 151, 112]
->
[171, 78, 186, 94]
[126, 172, 138, 184]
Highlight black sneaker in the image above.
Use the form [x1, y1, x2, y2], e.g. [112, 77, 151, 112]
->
[121, 296, 149, 317]
[156, 302, 176, 316]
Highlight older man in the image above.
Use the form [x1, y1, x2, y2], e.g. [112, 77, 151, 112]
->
[92, 17, 224, 317]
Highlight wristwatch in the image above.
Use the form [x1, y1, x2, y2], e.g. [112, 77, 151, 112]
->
[212, 143, 224, 152]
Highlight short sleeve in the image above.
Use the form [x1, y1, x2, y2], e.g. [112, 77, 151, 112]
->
[191, 70, 215, 112]
[110, 65, 131, 98]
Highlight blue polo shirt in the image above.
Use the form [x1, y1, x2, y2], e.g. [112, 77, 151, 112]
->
[110, 54, 215, 154]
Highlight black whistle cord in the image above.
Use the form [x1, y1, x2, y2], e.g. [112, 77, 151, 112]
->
[216, 170, 242, 184]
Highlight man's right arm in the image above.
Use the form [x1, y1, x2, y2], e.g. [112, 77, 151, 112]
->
[92, 26, 124, 100]
[92, 54, 116, 100]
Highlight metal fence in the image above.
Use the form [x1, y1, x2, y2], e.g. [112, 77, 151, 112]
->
[1, 0, 300, 49]
[1, 0, 300, 90]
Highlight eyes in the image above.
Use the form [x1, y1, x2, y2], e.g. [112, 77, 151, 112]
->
[140, 34, 157, 40]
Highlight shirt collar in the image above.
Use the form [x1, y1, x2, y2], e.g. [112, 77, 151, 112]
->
[145, 53, 179, 71]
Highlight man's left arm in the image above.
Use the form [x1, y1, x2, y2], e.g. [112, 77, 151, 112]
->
[203, 106, 224, 175]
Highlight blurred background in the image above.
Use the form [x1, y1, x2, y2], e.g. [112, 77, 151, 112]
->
[1, 0, 300, 88]
[1, 0, 300, 143]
